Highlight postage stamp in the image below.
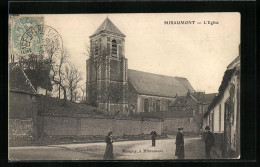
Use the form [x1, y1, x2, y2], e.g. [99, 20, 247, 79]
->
[9, 15, 63, 61]
[9, 15, 44, 56]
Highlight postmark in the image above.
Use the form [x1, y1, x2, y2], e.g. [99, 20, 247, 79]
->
[9, 15, 63, 61]
[20, 24, 63, 60]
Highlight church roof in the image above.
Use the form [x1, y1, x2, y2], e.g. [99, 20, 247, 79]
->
[128, 69, 194, 98]
[91, 18, 125, 37]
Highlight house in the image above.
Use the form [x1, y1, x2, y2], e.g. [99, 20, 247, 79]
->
[170, 91, 217, 129]
[86, 18, 194, 116]
[203, 53, 240, 158]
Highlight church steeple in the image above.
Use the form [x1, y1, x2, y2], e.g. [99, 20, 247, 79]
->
[86, 17, 128, 116]
[90, 18, 125, 38]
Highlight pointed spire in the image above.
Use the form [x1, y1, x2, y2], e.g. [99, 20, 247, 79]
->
[90, 17, 125, 37]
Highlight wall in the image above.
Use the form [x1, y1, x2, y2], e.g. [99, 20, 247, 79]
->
[163, 117, 199, 135]
[213, 133, 224, 157]
[136, 94, 176, 113]
[128, 82, 138, 114]
[9, 92, 38, 145]
[203, 68, 240, 158]
[40, 116, 162, 137]
[9, 92, 37, 119]
[9, 119, 35, 146]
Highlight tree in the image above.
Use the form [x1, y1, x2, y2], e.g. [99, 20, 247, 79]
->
[50, 48, 69, 103]
[102, 82, 127, 116]
[80, 86, 86, 103]
[64, 63, 83, 102]
[73, 91, 81, 102]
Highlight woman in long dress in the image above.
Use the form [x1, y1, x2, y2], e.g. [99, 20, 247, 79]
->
[103, 131, 114, 160]
[175, 127, 185, 159]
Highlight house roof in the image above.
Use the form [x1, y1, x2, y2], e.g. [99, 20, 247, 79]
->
[134, 110, 194, 119]
[91, 18, 125, 37]
[172, 92, 217, 108]
[9, 63, 37, 94]
[204, 68, 236, 117]
[128, 69, 194, 97]
[227, 56, 240, 70]
[172, 95, 198, 107]
[191, 93, 217, 104]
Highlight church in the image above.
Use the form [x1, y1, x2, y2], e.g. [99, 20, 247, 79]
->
[86, 18, 194, 116]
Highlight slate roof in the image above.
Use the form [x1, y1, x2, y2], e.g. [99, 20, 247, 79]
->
[91, 18, 125, 37]
[128, 69, 194, 97]
[191, 93, 218, 104]
[9, 63, 37, 94]
[172, 95, 198, 107]
[172, 92, 217, 107]
[135, 110, 194, 119]
[204, 69, 236, 116]
[204, 54, 240, 117]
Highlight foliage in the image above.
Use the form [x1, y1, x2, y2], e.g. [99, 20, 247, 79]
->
[18, 54, 52, 91]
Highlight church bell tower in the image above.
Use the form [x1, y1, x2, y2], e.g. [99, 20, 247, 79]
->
[86, 18, 128, 116]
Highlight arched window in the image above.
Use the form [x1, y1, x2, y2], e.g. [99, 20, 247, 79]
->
[156, 100, 160, 112]
[94, 41, 99, 56]
[112, 39, 117, 57]
[144, 99, 149, 112]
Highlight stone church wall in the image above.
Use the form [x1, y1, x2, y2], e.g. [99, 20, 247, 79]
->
[128, 82, 139, 114]
[136, 94, 176, 113]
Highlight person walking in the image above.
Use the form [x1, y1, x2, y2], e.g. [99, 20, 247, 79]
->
[204, 126, 215, 159]
[103, 131, 114, 160]
[175, 127, 184, 159]
[150, 128, 157, 147]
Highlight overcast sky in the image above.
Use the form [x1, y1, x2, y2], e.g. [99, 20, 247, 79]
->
[43, 13, 240, 94]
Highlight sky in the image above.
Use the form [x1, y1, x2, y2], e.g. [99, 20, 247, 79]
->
[42, 13, 240, 94]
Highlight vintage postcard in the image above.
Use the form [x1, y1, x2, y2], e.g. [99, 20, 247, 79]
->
[8, 13, 240, 160]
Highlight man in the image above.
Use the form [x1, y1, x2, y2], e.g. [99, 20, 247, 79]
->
[175, 127, 184, 159]
[204, 126, 215, 159]
[150, 128, 157, 147]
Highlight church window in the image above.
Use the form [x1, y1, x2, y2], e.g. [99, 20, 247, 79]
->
[94, 41, 99, 56]
[144, 99, 149, 112]
[156, 100, 160, 112]
[112, 39, 117, 57]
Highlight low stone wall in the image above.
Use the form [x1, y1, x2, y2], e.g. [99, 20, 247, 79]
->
[163, 118, 200, 135]
[39, 116, 162, 137]
[9, 119, 35, 146]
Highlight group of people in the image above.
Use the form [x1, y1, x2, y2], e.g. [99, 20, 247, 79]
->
[173, 126, 215, 159]
[103, 126, 215, 160]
